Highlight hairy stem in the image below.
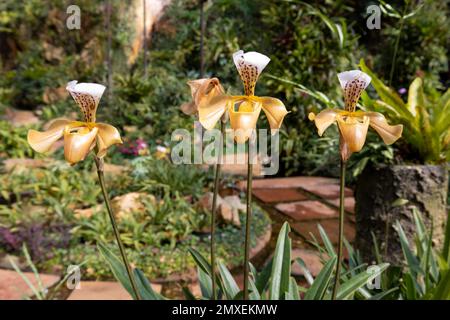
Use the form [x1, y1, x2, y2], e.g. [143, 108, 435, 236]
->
[332, 159, 346, 300]
[210, 120, 224, 300]
[95, 157, 141, 300]
[243, 142, 253, 300]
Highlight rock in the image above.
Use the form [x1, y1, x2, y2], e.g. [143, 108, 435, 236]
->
[67, 281, 161, 300]
[74, 205, 102, 219]
[197, 193, 244, 227]
[3, 158, 53, 173]
[291, 249, 324, 277]
[0, 254, 27, 270]
[42, 42, 64, 62]
[42, 86, 67, 104]
[3, 108, 40, 127]
[111, 192, 156, 220]
[103, 163, 128, 175]
[0, 269, 59, 300]
[355, 164, 449, 266]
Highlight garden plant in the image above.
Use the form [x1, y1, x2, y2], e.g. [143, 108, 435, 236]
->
[0, 0, 448, 304]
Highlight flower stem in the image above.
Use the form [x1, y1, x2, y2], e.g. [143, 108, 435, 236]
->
[332, 159, 346, 300]
[243, 142, 253, 300]
[210, 120, 224, 300]
[95, 157, 141, 300]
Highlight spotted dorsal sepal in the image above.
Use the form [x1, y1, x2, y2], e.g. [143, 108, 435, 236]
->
[70, 92, 97, 122]
[337, 70, 371, 112]
[66, 81, 106, 123]
[233, 50, 270, 96]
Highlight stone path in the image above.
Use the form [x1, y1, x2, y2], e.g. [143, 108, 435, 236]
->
[0, 269, 59, 300]
[237, 176, 356, 276]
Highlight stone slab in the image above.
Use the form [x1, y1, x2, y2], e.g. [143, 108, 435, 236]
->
[276, 200, 338, 221]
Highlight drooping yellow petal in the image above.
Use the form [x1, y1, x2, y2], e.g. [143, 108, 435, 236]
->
[95, 123, 123, 158]
[339, 132, 352, 163]
[259, 97, 289, 131]
[27, 119, 72, 153]
[228, 101, 262, 144]
[366, 112, 403, 145]
[336, 114, 369, 153]
[233, 50, 270, 96]
[63, 126, 98, 165]
[198, 94, 230, 130]
[308, 109, 339, 136]
[182, 78, 225, 115]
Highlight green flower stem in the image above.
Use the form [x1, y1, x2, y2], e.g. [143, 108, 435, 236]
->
[210, 120, 225, 300]
[243, 141, 253, 300]
[95, 157, 141, 300]
[332, 159, 346, 300]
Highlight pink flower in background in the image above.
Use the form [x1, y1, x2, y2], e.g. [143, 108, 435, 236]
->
[119, 138, 149, 156]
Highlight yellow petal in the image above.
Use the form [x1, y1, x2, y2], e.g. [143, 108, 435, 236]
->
[228, 101, 262, 144]
[64, 126, 98, 165]
[259, 97, 289, 131]
[27, 119, 72, 153]
[339, 132, 352, 162]
[184, 78, 225, 115]
[308, 109, 339, 136]
[366, 112, 403, 145]
[198, 94, 229, 130]
[95, 123, 123, 158]
[336, 114, 369, 153]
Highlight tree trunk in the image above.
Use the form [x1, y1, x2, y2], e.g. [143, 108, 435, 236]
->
[355, 164, 448, 266]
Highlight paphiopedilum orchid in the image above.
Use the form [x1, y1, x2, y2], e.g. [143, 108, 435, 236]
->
[27, 81, 140, 299]
[27, 81, 122, 165]
[198, 50, 289, 143]
[308, 70, 402, 300]
[308, 70, 403, 162]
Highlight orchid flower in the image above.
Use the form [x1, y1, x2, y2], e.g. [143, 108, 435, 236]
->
[27, 81, 122, 165]
[180, 78, 225, 116]
[198, 50, 289, 143]
[308, 70, 403, 161]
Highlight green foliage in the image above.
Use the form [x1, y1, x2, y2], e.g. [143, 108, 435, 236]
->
[0, 120, 35, 158]
[393, 209, 450, 299]
[360, 59, 450, 163]
[103, 222, 389, 300]
[130, 156, 208, 199]
[373, 0, 450, 89]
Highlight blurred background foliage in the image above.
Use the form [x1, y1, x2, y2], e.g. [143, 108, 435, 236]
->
[0, 0, 449, 279]
[2, 0, 448, 177]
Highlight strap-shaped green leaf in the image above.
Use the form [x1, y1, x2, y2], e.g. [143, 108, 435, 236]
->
[304, 255, 337, 300]
[269, 222, 292, 300]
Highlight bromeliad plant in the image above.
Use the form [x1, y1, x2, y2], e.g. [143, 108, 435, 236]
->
[193, 50, 289, 300]
[359, 59, 450, 163]
[308, 70, 403, 299]
[26, 81, 141, 299]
